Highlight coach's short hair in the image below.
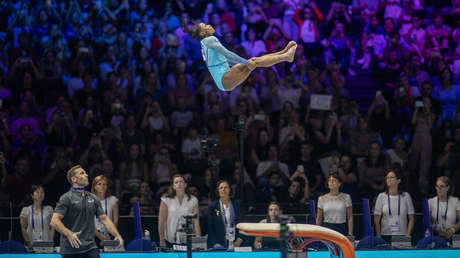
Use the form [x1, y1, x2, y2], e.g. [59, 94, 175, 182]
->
[67, 165, 82, 184]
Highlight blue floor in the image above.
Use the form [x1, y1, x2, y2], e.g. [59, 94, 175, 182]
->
[1, 250, 460, 258]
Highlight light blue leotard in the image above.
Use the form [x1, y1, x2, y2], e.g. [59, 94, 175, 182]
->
[201, 36, 248, 91]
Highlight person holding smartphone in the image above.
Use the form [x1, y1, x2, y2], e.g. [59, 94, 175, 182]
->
[408, 97, 435, 194]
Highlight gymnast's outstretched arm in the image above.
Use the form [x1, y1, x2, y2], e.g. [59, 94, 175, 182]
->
[202, 36, 247, 66]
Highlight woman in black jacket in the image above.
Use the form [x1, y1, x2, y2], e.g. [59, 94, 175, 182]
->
[207, 180, 245, 249]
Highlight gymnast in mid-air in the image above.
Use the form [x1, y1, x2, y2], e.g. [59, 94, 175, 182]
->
[183, 22, 297, 91]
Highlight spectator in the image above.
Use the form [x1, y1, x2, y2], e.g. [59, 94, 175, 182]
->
[42, 148, 73, 205]
[241, 27, 267, 57]
[433, 69, 460, 121]
[317, 173, 353, 236]
[256, 144, 290, 185]
[119, 143, 148, 195]
[337, 154, 359, 201]
[158, 174, 200, 247]
[253, 202, 292, 249]
[278, 169, 309, 213]
[129, 181, 155, 216]
[386, 136, 408, 169]
[374, 169, 415, 242]
[290, 141, 323, 195]
[19, 184, 54, 250]
[359, 141, 391, 199]
[349, 116, 380, 158]
[91, 175, 119, 246]
[438, 128, 460, 196]
[170, 96, 194, 136]
[5, 156, 32, 210]
[150, 146, 177, 194]
[408, 97, 436, 194]
[428, 176, 460, 240]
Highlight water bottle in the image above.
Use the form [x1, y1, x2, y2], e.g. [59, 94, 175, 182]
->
[144, 230, 151, 240]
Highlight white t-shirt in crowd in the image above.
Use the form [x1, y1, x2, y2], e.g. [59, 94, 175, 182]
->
[161, 195, 198, 243]
[181, 137, 202, 160]
[256, 160, 290, 179]
[428, 196, 460, 231]
[20, 205, 54, 242]
[386, 149, 406, 168]
[241, 40, 267, 57]
[374, 192, 415, 236]
[277, 86, 302, 109]
[148, 116, 165, 131]
[95, 196, 119, 234]
[171, 110, 193, 128]
[318, 193, 352, 224]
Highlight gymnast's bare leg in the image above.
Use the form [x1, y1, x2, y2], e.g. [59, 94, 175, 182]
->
[221, 43, 297, 91]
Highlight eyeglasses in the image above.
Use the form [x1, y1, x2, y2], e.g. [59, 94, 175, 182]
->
[435, 184, 448, 189]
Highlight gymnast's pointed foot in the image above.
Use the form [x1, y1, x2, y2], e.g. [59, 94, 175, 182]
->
[285, 44, 297, 62]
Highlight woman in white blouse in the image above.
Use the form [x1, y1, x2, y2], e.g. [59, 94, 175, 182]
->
[428, 176, 460, 239]
[374, 169, 415, 242]
[20, 184, 54, 250]
[158, 174, 200, 247]
[316, 174, 353, 236]
[91, 175, 119, 246]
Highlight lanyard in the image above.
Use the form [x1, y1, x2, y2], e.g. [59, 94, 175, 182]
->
[73, 187, 85, 191]
[220, 200, 236, 227]
[436, 197, 449, 225]
[105, 199, 108, 215]
[31, 205, 44, 231]
[387, 193, 400, 216]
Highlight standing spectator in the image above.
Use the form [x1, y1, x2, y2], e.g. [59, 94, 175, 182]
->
[374, 169, 415, 242]
[170, 97, 194, 136]
[158, 174, 200, 247]
[20, 184, 54, 250]
[359, 142, 391, 199]
[91, 175, 119, 247]
[122, 114, 146, 155]
[349, 117, 380, 158]
[428, 176, 460, 240]
[5, 156, 32, 211]
[433, 69, 460, 121]
[386, 136, 408, 169]
[317, 174, 353, 236]
[409, 97, 436, 194]
[119, 143, 148, 195]
[241, 27, 267, 57]
[290, 141, 323, 195]
[438, 128, 460, 197]
[256, 144, 290, 184]
[337, 154, 359, 201]
[129, 181, 156, 216]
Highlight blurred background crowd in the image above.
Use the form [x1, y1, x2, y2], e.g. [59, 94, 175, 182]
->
[0, 0, 460, 244]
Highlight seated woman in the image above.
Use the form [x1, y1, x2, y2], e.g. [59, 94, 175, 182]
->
[254, 202, 294, 249]
[20, 185, 55, 250]
[183, 21, 297, 91]
[428, 176, 460, 240]
[374, 169, 415, 243]
[316, 174, 353, 236]
[208, 180, 245, 249]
